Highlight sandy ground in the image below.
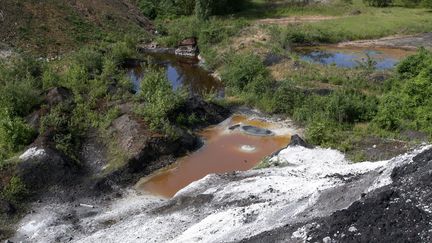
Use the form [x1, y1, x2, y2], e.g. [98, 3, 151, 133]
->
[338, 33, 432, 50]
[256, 16, 341, 25]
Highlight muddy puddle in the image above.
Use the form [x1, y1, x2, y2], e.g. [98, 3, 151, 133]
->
[127, 53, 224, 95]
[295, 46, 415, 69]
[136, 115, 291, 198]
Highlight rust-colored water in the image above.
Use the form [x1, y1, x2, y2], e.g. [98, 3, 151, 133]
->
[136, 115, 291, 198]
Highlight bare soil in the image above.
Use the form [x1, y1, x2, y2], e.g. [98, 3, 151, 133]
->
[256, 16, 341, 25]
[338, 33, 432, 50]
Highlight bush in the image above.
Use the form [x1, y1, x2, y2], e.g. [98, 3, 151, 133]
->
[363, 0, 393, 7]
[305, 118, 345, 147]
[156, 17, 247, 48]
[139, 0, 195, 19]
[0, 57, 42, 116]
[397, 48, 432, 79]
[272, 81, 305, 115]
[0, 110, 35, 156]
[137, 67, 185, 131]
[374, 49, 432, 136]
[326, 89, 378, 123]
[196, 0, 248, 20]
[221, 53, 269, 93]
[2, 176, 29, 204]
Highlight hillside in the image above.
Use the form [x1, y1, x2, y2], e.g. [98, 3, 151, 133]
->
[1, 0, 432, 242]
[0, 0, 153, 56]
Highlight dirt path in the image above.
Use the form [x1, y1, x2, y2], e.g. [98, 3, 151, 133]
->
[256, 16, 340, 25]
[338, 33, 432, 50]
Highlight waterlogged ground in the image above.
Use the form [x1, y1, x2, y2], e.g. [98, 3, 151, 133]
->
[128, 53, 224, 95]
[295, 45, 415, 69]
[136, 115, 292, 197]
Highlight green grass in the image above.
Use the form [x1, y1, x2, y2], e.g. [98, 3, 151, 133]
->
[238, 0, 358, 18]
[232, 0, 432, 45]
[284, 7, 432, 44]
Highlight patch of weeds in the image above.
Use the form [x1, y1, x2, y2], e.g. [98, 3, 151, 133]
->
[2, 176, 29, 204]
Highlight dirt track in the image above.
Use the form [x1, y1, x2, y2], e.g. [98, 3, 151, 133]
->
[338, 33, 432, 50]
[257, 16, 340, 25]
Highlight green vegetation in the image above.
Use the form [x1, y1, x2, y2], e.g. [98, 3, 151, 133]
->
[1, 0, 432, 210]
[2, 176, 28, 204]
[0, 57, 42, 161]
[217, 51, 381, 150]
[269, 8, 432, 45]
[135, 67, 186, 133]
[137, 0, 248, 19]
[374, 49, 432, 135]
[363, 0, 393, 7]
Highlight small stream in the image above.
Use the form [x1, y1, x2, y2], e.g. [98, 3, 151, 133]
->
[295, 46, 415, 69]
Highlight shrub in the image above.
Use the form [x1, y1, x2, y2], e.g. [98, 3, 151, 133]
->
[272, 81, 305, 115]
[396, 48, 432, 79]
[363, 0, 393, 7]
[137, 67, 185, 130]
[221, 53, 269, 93]
[2, 176, 29, 204]
[374, 49, 432, 136]
[195, 0, 248, 20]
[138, 0, 195, 19]
[326, 89, 378, 123]
[305, 118, 344, 147]
[0, 110, 35, 156]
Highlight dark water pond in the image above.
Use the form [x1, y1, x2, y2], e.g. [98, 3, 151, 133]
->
[127, 53, 224, 96]
[295, 46, 415, 70]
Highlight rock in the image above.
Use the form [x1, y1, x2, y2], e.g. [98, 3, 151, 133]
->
[79, 129, 108, 175]
[229, 124, 241, 130]
[348, 226, 357, 232]
[168, 95, 230, 129]
[0, 199, 16, 215]
[17, 145, 79, 190]
[178, 37, 197, 47]
[45, 87, 73, 107]
[368, 72, 391, 84]
[289, 134, 314, 148]
[306, 147, 432, 243]
[108, 114, 197, 173]
[110, 114, 152, 157]
[175, 37, 199, 57]
[323, 236, 332, 243]
[25, 109, 43, 131]
[240, 125, 274, 137]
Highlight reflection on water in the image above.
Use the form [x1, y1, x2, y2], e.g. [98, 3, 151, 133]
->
[295, 46, 415, 70]
[127, 53, 224, 96]
[136, 115, 291, 198]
